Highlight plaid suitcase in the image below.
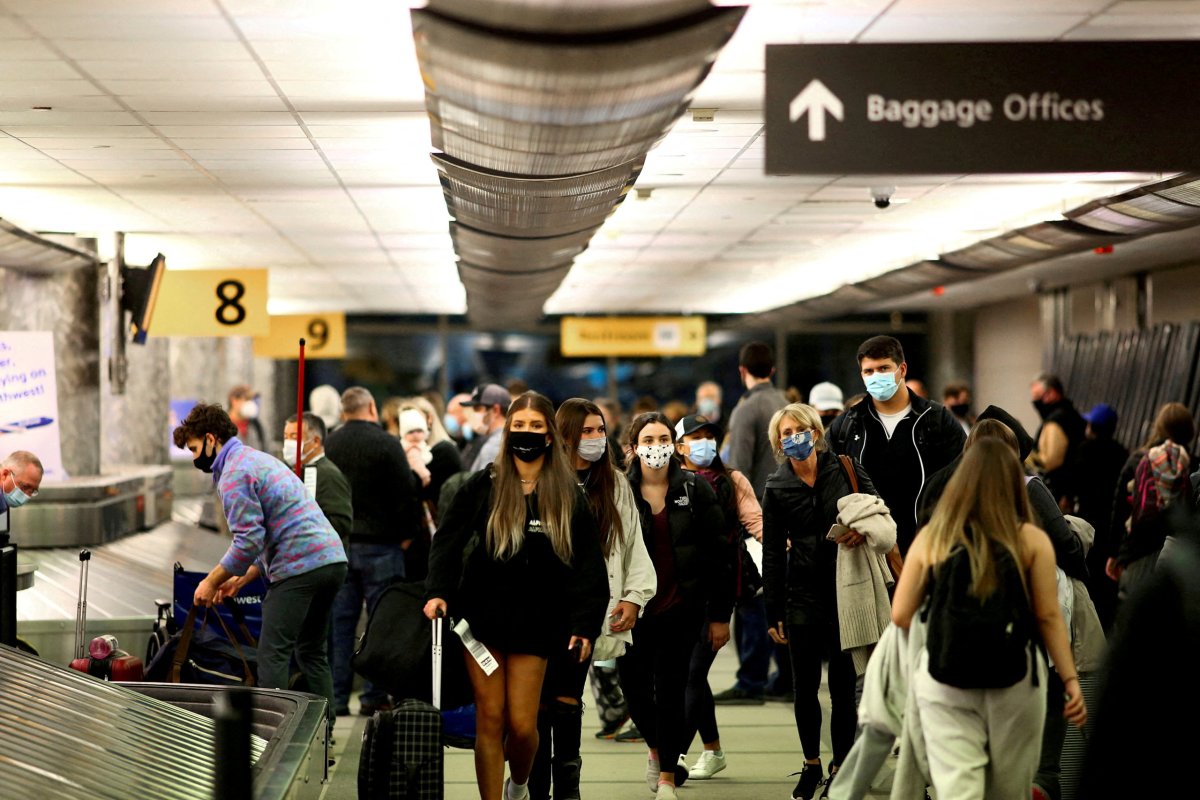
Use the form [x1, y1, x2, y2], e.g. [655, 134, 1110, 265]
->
[358, 616, 447, 799]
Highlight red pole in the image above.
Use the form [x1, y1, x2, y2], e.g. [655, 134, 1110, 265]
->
[294, 337, 306, 477]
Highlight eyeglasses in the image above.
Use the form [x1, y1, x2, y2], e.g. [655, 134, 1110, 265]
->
[3, 472, 38, 498]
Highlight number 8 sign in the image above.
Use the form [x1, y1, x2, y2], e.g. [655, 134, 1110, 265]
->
[150, 269, 269, 337]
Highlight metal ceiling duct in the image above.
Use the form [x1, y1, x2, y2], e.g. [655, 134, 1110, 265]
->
[450, 223, 597, 270]
[0, 219, 97, 272]
[426, 0, 712, 34]
[735, 172, 1200, 327]
[433, 154, 642, 238]
[411, 3, 747, 328]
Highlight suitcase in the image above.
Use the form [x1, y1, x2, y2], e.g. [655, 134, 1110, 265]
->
[358, 615, 447, 800]
[68, 549, 145, 682]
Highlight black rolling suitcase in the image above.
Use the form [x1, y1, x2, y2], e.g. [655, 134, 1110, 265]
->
[358, 615, 447, 799]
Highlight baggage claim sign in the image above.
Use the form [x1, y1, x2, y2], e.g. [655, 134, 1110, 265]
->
[765, 41, 1200, 174]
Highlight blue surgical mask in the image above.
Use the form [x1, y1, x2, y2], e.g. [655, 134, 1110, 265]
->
[864, 371, 899, 402]
[686, 439, 718, 468]
[443, 413, 461, 437]
[782, 430, 814, 461]
[697, 398, 720, 421]
[4, 484, 30, 508]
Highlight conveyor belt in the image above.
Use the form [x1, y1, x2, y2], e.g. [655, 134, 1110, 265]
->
[0, 646, 327, 799]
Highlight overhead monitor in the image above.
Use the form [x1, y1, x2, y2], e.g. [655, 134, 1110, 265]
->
[120, 253, 166, 345]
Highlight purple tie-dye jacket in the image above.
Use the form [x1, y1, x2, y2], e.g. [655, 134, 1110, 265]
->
[213, 438, 347, 582]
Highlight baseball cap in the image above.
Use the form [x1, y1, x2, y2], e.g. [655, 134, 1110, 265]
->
[675, 414, 720, 440]
[1082, 403, 1118, 430]
[809, 381, 844, 412]
[469, 383, 512, 409]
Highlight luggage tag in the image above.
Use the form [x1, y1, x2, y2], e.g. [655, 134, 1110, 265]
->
[453, 618, 498, 676]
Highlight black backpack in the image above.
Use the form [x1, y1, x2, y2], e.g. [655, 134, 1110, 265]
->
[921, 540, 1039, 689]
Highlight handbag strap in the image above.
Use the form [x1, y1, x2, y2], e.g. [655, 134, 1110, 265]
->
[221, 597, 258, 648]
[838, 454, 859, 494]
[170, 604, 256, 687]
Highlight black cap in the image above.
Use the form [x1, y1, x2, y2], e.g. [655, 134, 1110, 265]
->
[675, 414, 720, 440]
[469, 383, 511, 409]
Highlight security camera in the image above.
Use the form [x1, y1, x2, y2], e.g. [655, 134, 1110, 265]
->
[871, 186, 896, 209]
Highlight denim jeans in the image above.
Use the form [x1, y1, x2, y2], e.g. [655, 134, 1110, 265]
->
[330, 541, 406, 709]
[733, 595, 771, 693]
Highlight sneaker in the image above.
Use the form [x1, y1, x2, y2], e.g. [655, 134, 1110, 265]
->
[595, 713, 631, 739]
[616, 724, 644, 743]
[791, 762, 824, 800]
[504, 778, 531, 800]
[655, 783, 678, 800]
[646, 757, 661, 793]
[819, 767, 839, 799]
[674, 756, 690, 788]
[689, 750, 727, 780]
[712, 686, 765, 705]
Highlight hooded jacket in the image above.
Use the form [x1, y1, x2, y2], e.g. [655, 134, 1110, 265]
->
[827, 391, 965, 554]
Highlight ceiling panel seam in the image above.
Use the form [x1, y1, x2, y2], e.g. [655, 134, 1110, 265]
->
[1, 5, 328, 273]
[851, 0, 904, 44]
[1057, 0, 1124, 40]
[212, 0, 422, 298]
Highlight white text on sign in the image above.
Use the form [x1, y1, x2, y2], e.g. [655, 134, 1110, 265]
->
[866, 93, 1105, 129]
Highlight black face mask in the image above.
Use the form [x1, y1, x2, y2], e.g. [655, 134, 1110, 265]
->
[949, 403, 970, 418]
[1032, 399, 1051, 419]
[193, 437, 217, 473]
[508, 431, 550, 463]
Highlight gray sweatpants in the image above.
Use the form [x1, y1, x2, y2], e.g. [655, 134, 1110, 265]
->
[913, 649, 1047, 800]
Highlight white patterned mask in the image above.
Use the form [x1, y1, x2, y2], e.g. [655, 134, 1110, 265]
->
[636, 443, 674, 470]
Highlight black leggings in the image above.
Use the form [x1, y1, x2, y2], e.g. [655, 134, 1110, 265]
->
[618, 604, 703, 770]
[683, 633, 720, 753]
[787, 622, 857, 766]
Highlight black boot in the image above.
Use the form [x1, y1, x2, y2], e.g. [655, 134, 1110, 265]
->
[552, 757, 582, 800]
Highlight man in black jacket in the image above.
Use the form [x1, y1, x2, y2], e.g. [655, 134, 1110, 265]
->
[324, 386, 423, 716]
[1030, 373, 1087, 507]
[827, 335, 965, 555]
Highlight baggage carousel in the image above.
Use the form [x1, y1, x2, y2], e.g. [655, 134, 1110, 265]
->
[0, 645, 328, 799]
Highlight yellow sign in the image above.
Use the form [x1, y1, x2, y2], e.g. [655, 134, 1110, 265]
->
[150, 269, 269, 337]
[561, 316, 707, 357]
[253, 313, 347, 359]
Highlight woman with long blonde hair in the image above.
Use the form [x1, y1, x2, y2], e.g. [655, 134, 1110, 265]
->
[892, 438, 1086, 800]
[425, 392, 609, 800]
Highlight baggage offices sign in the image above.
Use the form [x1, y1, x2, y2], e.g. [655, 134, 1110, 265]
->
[253, 313, 346, 359]
[0, 332, 65, 481]
[765, 41, 1200, 174]
[561, 317, 706, 357]
[150, 269, 269, 337]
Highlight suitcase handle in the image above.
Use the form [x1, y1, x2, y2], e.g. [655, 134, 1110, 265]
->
[432, 614, 442, 710]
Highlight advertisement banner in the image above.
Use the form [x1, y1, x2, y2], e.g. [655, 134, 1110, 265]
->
[0, 331, 66, 480]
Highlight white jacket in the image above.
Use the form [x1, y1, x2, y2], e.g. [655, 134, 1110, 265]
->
[592, 472, 658, 660]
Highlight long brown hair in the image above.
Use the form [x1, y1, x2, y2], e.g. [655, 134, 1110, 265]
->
[557, 398, 624, 558]
[924, 438, 1032, 598]
[1144, 402, 1196, 450]
[488, 391, 577, 564]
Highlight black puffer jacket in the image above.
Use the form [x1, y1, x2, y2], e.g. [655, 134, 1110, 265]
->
[627, 461, 734, 624]
[762, 451, 877, 627]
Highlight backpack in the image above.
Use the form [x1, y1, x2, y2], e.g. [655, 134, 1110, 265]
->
[921, 538, 1039, 689]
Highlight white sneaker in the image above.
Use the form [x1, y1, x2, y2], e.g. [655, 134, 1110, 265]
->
[689, 749, 727, 779]
[646, 758, 661, 793]
[655, 783, 678, 800]
[504, 778, 530, 800]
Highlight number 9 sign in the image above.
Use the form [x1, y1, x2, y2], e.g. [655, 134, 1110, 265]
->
[254, 313, 346, 359]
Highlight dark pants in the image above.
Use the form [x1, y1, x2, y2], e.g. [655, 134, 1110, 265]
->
[787, 622, 857, 766]
[735, 595, 793, 694]
[530, 650, 592, 800]
[1035, 670, 1066, 799]
[618, 604, 703, 771]
[331, 542, 405, 710]
[683, 633, 719, 753]
[259, 562, 348, 724]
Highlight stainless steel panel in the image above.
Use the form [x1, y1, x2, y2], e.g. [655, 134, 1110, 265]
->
[13, 494, 139, 548]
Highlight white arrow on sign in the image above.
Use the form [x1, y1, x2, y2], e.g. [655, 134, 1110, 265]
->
[789, 79, 844, 142]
